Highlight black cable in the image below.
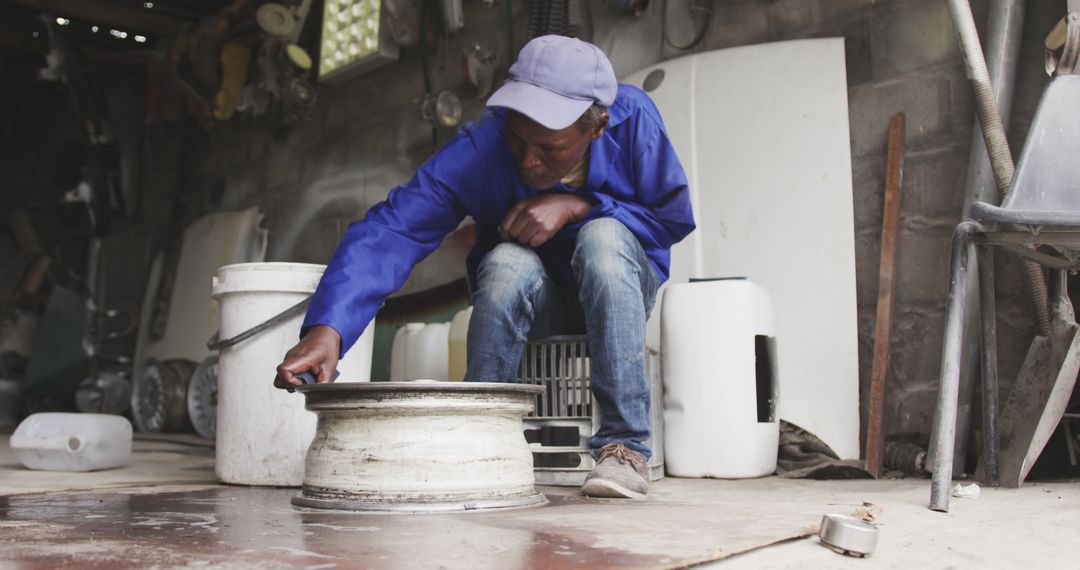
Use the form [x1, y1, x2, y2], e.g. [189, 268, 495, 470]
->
[662, 0, 714, 51]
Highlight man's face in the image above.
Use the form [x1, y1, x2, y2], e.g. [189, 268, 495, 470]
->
[505, 111, 607, 190]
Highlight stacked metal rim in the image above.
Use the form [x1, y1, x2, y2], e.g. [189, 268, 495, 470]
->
[292, 381, 547, 513]
[131, 358, 196, 433]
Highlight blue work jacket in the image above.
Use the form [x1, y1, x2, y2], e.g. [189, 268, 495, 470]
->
[304, 84, 696, 357]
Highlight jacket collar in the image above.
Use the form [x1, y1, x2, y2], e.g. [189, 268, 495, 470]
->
[584, 86, 627, 190]
[584, 129, 620, 190]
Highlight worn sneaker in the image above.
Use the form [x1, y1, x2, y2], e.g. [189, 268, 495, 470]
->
[580, 442, 649, 499]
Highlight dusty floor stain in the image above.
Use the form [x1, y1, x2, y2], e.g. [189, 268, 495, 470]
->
[0, 487, 677, 569]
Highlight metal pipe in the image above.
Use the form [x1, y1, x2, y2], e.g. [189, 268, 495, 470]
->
[961, 0, 1025, 212]
[946, 0, 1051, 338]
[947, 0, 1015, 199]
[979, 248, 1000, 486]
[930, 221, 978, 512]
[950, 0, 1026, 482]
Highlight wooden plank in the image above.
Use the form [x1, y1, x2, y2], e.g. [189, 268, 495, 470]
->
[865, 112, 906, 478]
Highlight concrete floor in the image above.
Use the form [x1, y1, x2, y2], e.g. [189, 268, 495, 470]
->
[1, 436, 1078, 569]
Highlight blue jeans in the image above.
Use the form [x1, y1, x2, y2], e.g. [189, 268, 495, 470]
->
[465, 218, 660, 459]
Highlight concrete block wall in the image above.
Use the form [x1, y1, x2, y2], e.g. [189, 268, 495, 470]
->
[147, 0, 1063, 451]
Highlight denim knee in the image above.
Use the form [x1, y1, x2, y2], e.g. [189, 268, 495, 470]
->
[475, 242, 546, 305]
[571, 218, 641, 283]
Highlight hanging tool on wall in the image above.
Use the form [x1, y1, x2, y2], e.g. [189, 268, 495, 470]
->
[1044, 0, 1080, 76]
[237, 1, 318, 124]
[461, 40, 497, 98]
[173, 0, 318, 125]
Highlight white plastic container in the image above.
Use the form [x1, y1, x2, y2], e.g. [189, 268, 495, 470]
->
[390, 323, 425, 381]
[411, 322, 449, 380]
[447, 307, 472, 381]
[661, 279, 780, 478]
[211, 262, 374, 486]
[10, 413, 132, 472]
[390, 322, 450, 381]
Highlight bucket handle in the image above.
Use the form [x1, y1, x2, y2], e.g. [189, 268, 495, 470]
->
[207, 296, 312, 351]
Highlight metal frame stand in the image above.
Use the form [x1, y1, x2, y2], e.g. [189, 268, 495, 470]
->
[929, 75, 1080, 512]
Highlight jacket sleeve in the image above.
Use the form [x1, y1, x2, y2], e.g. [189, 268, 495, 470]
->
[302, 135, 476, 357]
[582, 117, 696, 252]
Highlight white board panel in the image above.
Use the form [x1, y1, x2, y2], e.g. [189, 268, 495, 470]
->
[623, 39, 859, 459]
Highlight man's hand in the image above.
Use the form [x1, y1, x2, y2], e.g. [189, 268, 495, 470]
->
[274, 325, 342, 390]
[499, 193, 593, 247]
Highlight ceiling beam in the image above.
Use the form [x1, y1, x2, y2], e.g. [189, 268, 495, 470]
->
[4, 0, 186, 36]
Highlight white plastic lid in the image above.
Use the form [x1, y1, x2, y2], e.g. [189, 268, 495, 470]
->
[212, 262, 327, 298]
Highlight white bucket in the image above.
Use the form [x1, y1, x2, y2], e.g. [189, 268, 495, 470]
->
[211, 262, 374, 486]
[661, 279, 779, 478]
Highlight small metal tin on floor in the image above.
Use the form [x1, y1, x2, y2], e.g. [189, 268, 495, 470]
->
[818, 513, 879, 557]
[293, 381, 547, 513]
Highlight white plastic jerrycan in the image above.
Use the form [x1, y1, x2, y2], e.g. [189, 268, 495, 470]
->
[10, 413, 133, 472]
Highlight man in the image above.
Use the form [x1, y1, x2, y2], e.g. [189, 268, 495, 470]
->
[274, 35, 695, 499]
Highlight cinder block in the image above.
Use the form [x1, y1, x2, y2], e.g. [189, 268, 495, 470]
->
[700, 2, 770, 51]
[267, 191, 371, 263]
[300, 139, 347, 185]
[900, 145, 969, 219]
[817, 0, 875, 25]
[765, 0, 822, 39]
[265, 141, 304, 189]
[220, 166, 266, 210]
[884, 303, 948, 436]
[886, 379, 941, 438]
[848, 74, 951, 158]
[851, 154, 886, 233]
[853, 144, 969, 309]
[841, 18, 875, 86]
[853, 226, 884, 307]
[890, 303, 947, 386]
[246, 126, 272, 162]
[894, 221, 954, 305]
[869, 0, 962, 78]
[319, 83, 356, 131]
[945, 68, 977, 135]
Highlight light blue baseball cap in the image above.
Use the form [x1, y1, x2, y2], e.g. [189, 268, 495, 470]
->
[487, 35, 617, 130]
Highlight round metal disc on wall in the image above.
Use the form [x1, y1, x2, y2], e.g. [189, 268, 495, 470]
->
[285, 44, 312, 70]
[187, 355, 218, 441]
[131, 358, 196, 433]
[435, 90, 462, 127]
[286, 77, 316, 108]
[256, 3, 296, 37]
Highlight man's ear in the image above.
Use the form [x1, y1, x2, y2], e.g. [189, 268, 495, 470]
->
[591, 112, 609, 141]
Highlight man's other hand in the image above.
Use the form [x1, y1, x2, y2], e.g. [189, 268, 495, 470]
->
[499, 193, 593, 247]
[274, 325, 342, 390]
